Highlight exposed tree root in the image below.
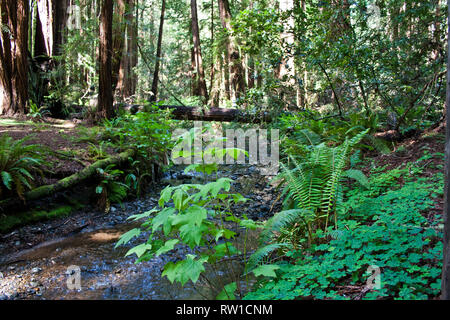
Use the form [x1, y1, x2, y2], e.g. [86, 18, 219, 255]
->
[0, 149, 136, 210]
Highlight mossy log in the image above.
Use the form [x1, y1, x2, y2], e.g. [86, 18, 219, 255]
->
[0, 149, 136, 209]
[159, 105, 274, 123]
[120, 104, 275, 123]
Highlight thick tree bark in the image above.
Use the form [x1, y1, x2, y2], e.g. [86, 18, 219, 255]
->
[150, 0, 166, 102]
[441, 0, 450, 300]
[111, 0, 127, 92]
[218, 0, 245, 100]
[0, 0, 29, 115]
[117, 0, 138, 99]
[190, 0, 209, 101]
[98, 0, 114, 120]
[35, 0, 68, 57]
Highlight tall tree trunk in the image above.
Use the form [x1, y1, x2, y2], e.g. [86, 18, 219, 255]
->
[150, 0, 166, 102]
[35, 0, 68, 57]
[0, 0, 29, 115]
[111, 0, 127, 92]
[247, 55, 255, 89]
[208, 0, 217, 104]
[246, 1, 255, 90]
[223, 51, 231, 100]
[190, 0, 209, 101]
[98, 0, 114, 120]
[218, 0, 245, 101]
[117, 0, 138, 100]
[441, 0, 450, 300]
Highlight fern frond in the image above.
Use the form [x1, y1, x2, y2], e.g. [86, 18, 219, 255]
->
[261, 209, 313, 243]
[342, 169, 370, 189]
[295, 129, 322, 146]
[366, 135, 391, 155]
[247, 243, 291, 271]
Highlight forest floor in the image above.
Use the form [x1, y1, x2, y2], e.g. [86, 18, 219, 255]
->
[0, 117, 117, 186]
[0, 164, 280, 299]
[363, 123, 445, 224]
[0, 117, 445, 255]
[0, 117, 446, 299]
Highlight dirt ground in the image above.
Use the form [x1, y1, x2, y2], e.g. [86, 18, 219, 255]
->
[0, 117, 116, 186]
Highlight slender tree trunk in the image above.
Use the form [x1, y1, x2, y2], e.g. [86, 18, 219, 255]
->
[191, 0, 209, 101]
[223, 51, 231, 100]
[0, 0, 29, 115]
[441, 0, 450, 300]
[218, 0, 245, 100]
[247, 55, 255, 89]
[117, 0, 138, 99]
[246, 1, 255, 90]
[208, 0, 216, 102]
[98, 0, 114, 120]
[111, 0, 127, 92]
[150, 0, 166, 102]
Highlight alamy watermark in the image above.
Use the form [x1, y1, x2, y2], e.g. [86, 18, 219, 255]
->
[366, 265, 381, 290]
[171, 122, 279, 176]
[66, 265, 81, 290]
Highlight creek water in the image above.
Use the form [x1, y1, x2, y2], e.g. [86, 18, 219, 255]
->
[0, 166, 270, 300]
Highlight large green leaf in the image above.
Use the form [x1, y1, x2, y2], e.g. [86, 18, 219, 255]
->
[125, 243, 152, 258]
[170, 205, 207, 227]
[172, 189, 184, 210]
[155, 239, 179, 256]
[179, 223, 208, 248]
[115, 228, 141, 248]
[162, 254, 208, 285]
[152, 207, 176, 234]
[217, 282, 237, 300]
[252, 264, 280, 278]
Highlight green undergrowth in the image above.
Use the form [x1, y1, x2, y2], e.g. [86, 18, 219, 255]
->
[245, 156, 444, 300]
[0, 201, 84, 234]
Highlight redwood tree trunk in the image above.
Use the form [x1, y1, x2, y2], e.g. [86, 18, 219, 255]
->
[190, 0, 209, 101]
[150, 0, 166, 102]
[0, 0, 29, 115]
[218, 0, 245, 100]
[35, 0, 68, 57]
[117, 0, 138, 100]
[441, 0, 450, 300]
[111, 0, 127, 92]
[98, 0, 114, 120]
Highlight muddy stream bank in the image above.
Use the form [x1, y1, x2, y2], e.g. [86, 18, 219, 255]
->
[0, 166, 281, 300]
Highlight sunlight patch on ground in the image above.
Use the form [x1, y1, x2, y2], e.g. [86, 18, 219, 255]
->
[0, 118, 76, 129]
[0, 119, 34, 126]
[89, 231, 123, 243]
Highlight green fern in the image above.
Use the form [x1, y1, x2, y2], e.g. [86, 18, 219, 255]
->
[264, 129, 369, 247]
[247, 243, 291, 271]
[96, 164, 129, 212]
[260, 209, 313, 243]
[0, 134, 45, 200]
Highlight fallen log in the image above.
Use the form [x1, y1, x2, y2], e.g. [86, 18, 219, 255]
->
[160, 105, 274, 123]
[0, 149, 136, 210]
[120, 104, 275, 123]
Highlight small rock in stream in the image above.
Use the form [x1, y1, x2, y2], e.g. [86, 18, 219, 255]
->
[31, 267, 42, 274]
